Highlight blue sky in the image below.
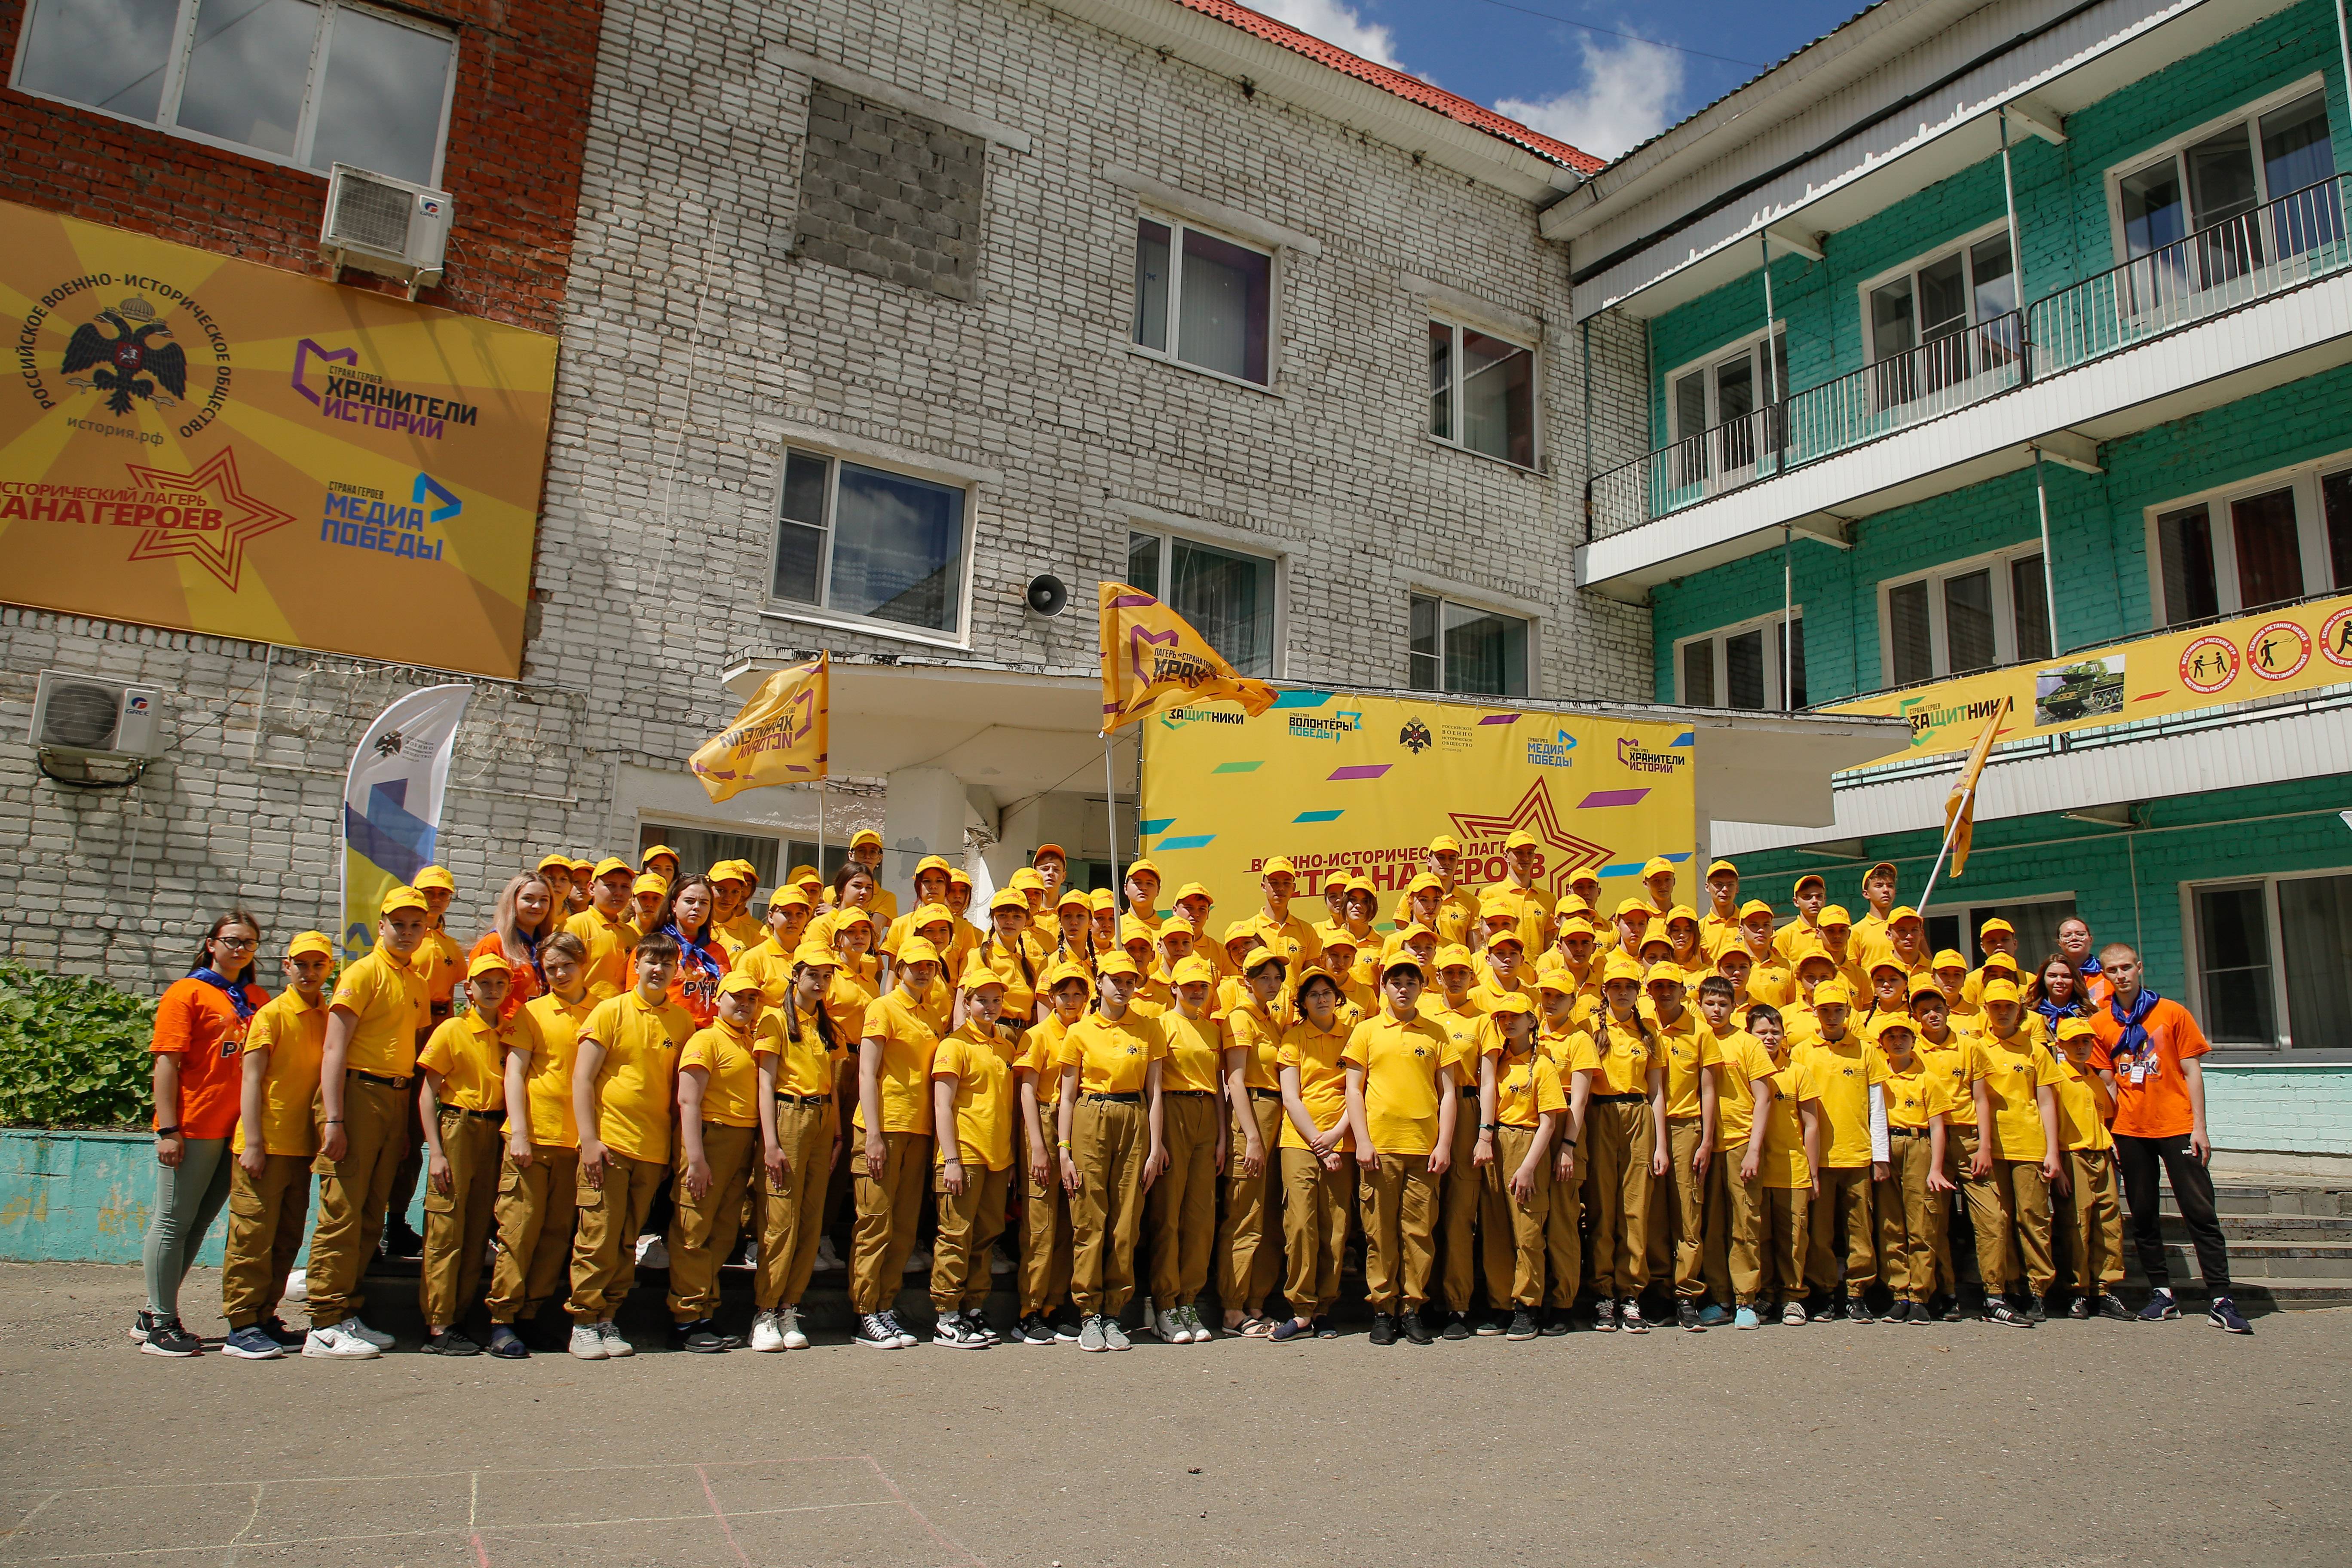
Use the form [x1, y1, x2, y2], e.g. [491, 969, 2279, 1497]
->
[1250, 0, 1863, 160]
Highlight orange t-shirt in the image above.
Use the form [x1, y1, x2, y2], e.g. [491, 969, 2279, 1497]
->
[666, 933, 734, 1026]
[467, 931, 544, 1020]
[150, 975, 268, 1140]
[2089, 995, 2210, 1140]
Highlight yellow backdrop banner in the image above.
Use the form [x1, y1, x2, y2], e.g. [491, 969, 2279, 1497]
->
[1140, 690, 1696, 914]
[0, 200, 557, 677]
[1829, 591, 2352, 769]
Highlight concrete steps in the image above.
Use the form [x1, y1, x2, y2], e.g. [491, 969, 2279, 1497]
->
[2132, 1172, 2352, 1309]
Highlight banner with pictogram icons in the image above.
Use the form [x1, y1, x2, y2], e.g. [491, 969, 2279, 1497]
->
[1827, 591, 2352, 769]
[0, 200, 556, 677]
[1139, 690, 1697, 914]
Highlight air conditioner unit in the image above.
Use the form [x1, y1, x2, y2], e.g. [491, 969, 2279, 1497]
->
[30, 671, 162, 758]
[320, 164, 453, 298]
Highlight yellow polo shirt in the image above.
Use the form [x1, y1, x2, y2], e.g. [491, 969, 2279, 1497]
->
[1482, 882, 1555, 953]
[1568, 1013, 1656, 1097]
[235, 988, 326, 1158]
[1159, 1010, 1226, 1095]
[1918, 1035, 1978, 1129]
[1759, 1054, 1819, 1189]
[932, 1022, 1013, 1170]
[418, 1008, 523, 1113]
[1277, 1015, 1354, 1152]
[2053, 1056, 2114, 1153]
[1342, 1010, 1456, 1157]
[1972, 1028, 2065, 1162]
[519, 990, 595, 1148]
[1423, 995, 1493, 1094]
[1223, 998, 1282, 1091]
[1796, 1033, 1887, 1169]
[731, 936, 799, 1007]
[1651, 1008, 1717, 1119]
[755, 1003, 839, 1102]
[1880, 1057, 1955, 1131]
[583, 989, 691, 1163]
[1023, 1013, 1078, 1107]
[1492, 1047, 1567, 1127]
[681, 1017, 760, 1128]
[565, 907, 637, 995]
[329, 941, 427, 1079]
[1709, 1026, 1773, 1154]
[854, 987, 942, 1136]
[1060, 1010, 1167, 1096]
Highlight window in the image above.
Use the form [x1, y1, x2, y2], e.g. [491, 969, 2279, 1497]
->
[1673, 611, 1805, 711]
[640, 825, 781, 891]
[772, 448, 971, 639]
[1126, 528, 1278, 677]
[1131, 217, 1271, 385]
[2187, 873, 2352, 1048]
[2148, 455, 2352, 626]
[1880, 545, 2052, 685]
[1428, 320, 1535, 467]
[1923, 897, 2077, 968]
[13, 0, 457, 186]
[1409, 593, 1528, 697]
[1664, 329, 1788, 490]
[1864, 231, 2021, 403]
[2113, 87, 2340, 296]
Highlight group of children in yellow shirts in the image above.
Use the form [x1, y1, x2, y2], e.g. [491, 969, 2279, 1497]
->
[187, 829, 2160, 1362]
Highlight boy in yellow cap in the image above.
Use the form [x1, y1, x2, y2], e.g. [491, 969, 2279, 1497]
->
[218, 931, 334, 1359]
[1814, 905, 1870, 999]
[928, 959, 1017, 1348]
[1742, 1003, 1823, 1325]
[567, 931, 690, 1360]
[2052, 1017, 2130, 1320]
[1567, 953, 1665, 1332]
[1698, 861, 1742, 960]
[567, 857, 640, 994]
[1487, 830, 1556, 952]
[1968, 977, 2064, 1325]
[844, 830, 898, 922]
[848, 935, 945, 1349]
[709, 861, 764, 953]
[1644, 962, 1720, 1330]
[1240, 857, 1323, 977]
[302, 886, 432, 1360]
[1346, 953, 1460, 1346]
[1145, 954, 1228, 1343]
[1913, 978, 1989, 1320]
[1850, 862, 1901, 971]
[1794, 978, 1887, 1321]
[484, 930, 596, 1357]
[1691, 974, 1767, 1329]
[1772, 873, 1829, 964]
[665, 971, 763, 1353]
[735, 886, 815, 1005]
[1424, 945, 1494, 1339]
[1216, 947, 1289, 1336]
[1931, 949, 1980, 1029]
[1639, 857, 1678, 920]
[1121, 858, 1164, 935]
[1870, 1015, 1954, 1322]
[1964, 917, 2021, 1008]
[1473, 992, 1568, 1340]
[1057, 950, 1167, 1352]
[1733, 902, 1795, 1006]
[385, 864, 464, 1261]
[1883, 906, 1932, 977]
[1013, 961, 1090, 1344]
[415, 952, 532, 1356]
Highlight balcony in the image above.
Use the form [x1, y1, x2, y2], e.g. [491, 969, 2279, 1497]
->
[1583, 177, 2352, 599]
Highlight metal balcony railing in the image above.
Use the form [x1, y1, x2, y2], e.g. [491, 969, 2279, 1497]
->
[1587, 175, 2352, 546]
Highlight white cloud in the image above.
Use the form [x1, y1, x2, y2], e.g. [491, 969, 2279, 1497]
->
[1496, 34, 1685, 161]
[1247, 0, 1403, 68]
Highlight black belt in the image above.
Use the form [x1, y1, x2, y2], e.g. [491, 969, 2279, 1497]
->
[350, 1069, 411, 1091]
[1592, 1092, 1645, 1103]
[441, 1105, 503, 1122]
[778, 1093, 831, 1107]
[1889, 1126, 1926, 1138]
[1082, 1092, 1142, 1104]
[1458, 1087, 1479, 1100]
[1166, 1089, 1213, 1098]
[1249, 1087, 1283, 1101]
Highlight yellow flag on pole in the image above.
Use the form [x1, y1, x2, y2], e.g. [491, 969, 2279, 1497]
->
[1942, 695, 2010, 877]
[1099, 582, 1279, 733]
[689, 654, 829, 803]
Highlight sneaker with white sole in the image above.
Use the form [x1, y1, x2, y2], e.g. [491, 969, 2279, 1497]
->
[1734, 1305, 1761, 1330]
[1018, 1314, 1055, 1345]
[1592, 1298, 1617, 1332]
[1620, 1300, 1647, 1334]
[780, 1306, 810, 1350]
[1102, 1316, 1131, 1351]
[567, 1325, 608, 1360]
[1182, 1305, 1212, 1341]
[2208, 1295, 2252, 1335]
[1781, 1300, 1808, 1326]
[597, 1320, 635, 1357]
[1152, 1308, 1188, 1344]
[222, 1324, 282, 1360]
[303, 1323, 381, 1359]
[882, 1310, 919, 1348]
[815, 1236, 843, 1271]
[933, 1310, 989, 1348]
[339, 1316, 395, 1350]
[854, 1313, 900, 1349]
[634, 1234, 669, 1270]
[140, 1317, 203, 1357]
[749, 1311, 786, 1353]
[1078, 1315, 1108, 1352]
[2139, 1288, 2180, 1322]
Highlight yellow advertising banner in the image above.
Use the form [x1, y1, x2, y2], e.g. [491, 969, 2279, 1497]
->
[1830, 592, 2352, 769]
[0, 200, 557, 677]
[1139, 690, 1696, 914]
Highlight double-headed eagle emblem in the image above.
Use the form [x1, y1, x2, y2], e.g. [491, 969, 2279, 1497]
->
[62, 297, 189, 415]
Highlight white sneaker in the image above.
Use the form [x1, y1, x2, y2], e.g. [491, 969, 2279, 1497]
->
[749, 1311, 786, 1353]
[1181, 1305, 1212, 1341]
[635, 1234, 669, 1269]
[1102, 1316, 1132, 1351]
[598, 1320, 634, 1357]
[780, 1305, 810, 1350]
[282, 1268, 307, 1304]
[816, 1236, 843, 1271]
[1153, 1308, 1188, 1344]
[302, 1324, 380, 1359]
[568, 1325, 608, 1360]
[903, 1247, 932, 1273]
[340, 1316, 395, 1349]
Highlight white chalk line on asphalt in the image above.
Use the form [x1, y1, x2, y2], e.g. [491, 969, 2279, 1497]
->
[0, 1457, 877, 1495]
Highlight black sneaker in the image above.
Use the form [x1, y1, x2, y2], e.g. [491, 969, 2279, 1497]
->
[1506, 1307, 1538, 1341]
[1677, 1300, 1703, 1332]
[1539, 1307, 1572, 1336]
[2067, 1295, 2091, 1320]
[1941, 1296, 1970, 1323]
[680, 1321, 729, 1354]
[2094, 1294, 2134, 1322]
[1846, 1294, 1876, 1324]
[381, 1221, 426, 1259]
[139, 1317, 202, 1357]
[1475, 1313, 1508, 1337]
[259, 1316, 307, 1349]
[1017, 1314, 1055, 1345]
[1886, 1301, 1913, 1324]
[2025, 1296, 2047, 1325]
[1908, 1300, 1934, 1326]
[1984, 1300, 2032, 1327]
[1050, 1310, 1084, 1342]
[2208, 1295, 2252, 1335]
[1400, 1309, 1433, 1345]
[1440, 1312, 1471, 1341]
[420, 1329, 480, 1356]
[2139, 1288, 2180, 1322]
[1369, 1312, 1397, 1346]
[854, 1313, 900, 1349]
[131, 1308, 157, 1343]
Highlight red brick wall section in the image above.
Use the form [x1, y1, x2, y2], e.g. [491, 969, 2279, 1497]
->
[0, 0, 601, 334]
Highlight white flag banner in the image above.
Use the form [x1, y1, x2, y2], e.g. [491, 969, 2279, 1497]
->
[338, 684, 472, 961]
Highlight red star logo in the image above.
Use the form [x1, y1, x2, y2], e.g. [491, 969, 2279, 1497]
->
[1449, 778, 1612, 899]
[120, 447, 294, 592]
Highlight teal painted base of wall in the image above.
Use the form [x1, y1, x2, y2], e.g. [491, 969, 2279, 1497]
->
[0, 1129, 427, 1265]
[2207, 1066, 2352, 1158]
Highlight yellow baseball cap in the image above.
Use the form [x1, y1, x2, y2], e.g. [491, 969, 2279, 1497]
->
[1869, 956, 1911, 977]
[851, 830, 882, 849]
[1408, 872, 1444, 895]
[1871, 1016, 1916, 1042]
[1125, 858, 1161, 881]
[1435, 943, 1477, 972]
[947, 867, 975, 887]
[717, 971, 762, 998]
[1602, 954, 1646, 984]
[1793, 873, 1825, 893]
[790, 864, 824, 886]
[1793, 946, 1839, 974]
[1932, 949, 1969, 971]
[1010, 867, 1045, 892]
[989, 887, 1029, 913]
[1909, 977, 1945, 1005]
[769, 884, 813, 910]
[380, 885, 428, 915]
[641, 843, 680, 867]
[1320, 928, 1362, 952]
[895, 936, 941, 967]
[2056, 1017, 2095, 1043]
[791, 942, 839, 969]
[1568, 867, 1602, 888]
[1259, 856, 1297, 878]
[412, 865, 455, 893]
[1980, 916, 2015, 937]
[1641, 856, 1675, 880]
[1558, 914, 1595, 936]
[1982, 952, 2020, 974]
[915, 903, 955, 931]
[1504, 830, 1540, 851]
[1174, 881, 1214, 906]
[1614, 898, 1652, 920]
[1427, 834, 1462, 855]
[1171, 955, 1218, 988]
[594, 856, 634, 880]
[1706, 859, 1738, 878]
[1645, 963, 1687, 987]
[1889, 905, 1923, 925]
[1865, 861, 1899, 881]
[1813, 980, 1854, 1007]
[1041, 960, 1093, 995]
[915, 854, 952, 877]
[287, 931, 335, 960]
[1981, 978, 2021, 1005]
[1488, 992, 1535, 1018]
[1392, 923, 1436, 946]
[1714, 946, 1754, 968]
[1058, 886, 1093, 910]
[1738, 899, 1776, 920]
[1119, 916, 1158, 947]
[536, 853, 574, 875]
[1486, 926, 1526, 950]
[1820, 904, 1853, 928]
[1089, 889, 1118, 912]
[1534, 958, 1577, 994]
[632, 873, 668, 897]
[1096, 950, 1142, 980]
[1666, 904, 1699, 925]
[569, 857, 596, 876]
[466, 952, 512, 978]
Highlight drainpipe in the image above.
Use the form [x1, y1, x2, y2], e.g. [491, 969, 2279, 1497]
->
[2338, 0, 2352, 153]
[1782, 524, 1795, 711]
[1759, 232, 1782, 470]
[2002, 106, 2061, 654]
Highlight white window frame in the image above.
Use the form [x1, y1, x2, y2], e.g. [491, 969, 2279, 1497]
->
[2179, 866, 2352, 1050]
[1427, 315, 1542, 471]
[2141, 446, 2352, 626]
[1877, 542, 2050, 684]
[1672, 606, 1805, 711]
[1406, 584, 1537, 698]
[761, 438, 983, 651]
[1124, 515, 1289, 679]
[1661, 321, 1789, 446]
[9, 0, 460, 187]
[1856, 217, 2019, 362]
[1127, 209, 1282, 392]
[2103, 74, 2331, 263]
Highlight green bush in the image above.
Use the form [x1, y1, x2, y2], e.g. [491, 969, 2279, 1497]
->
[0, 962, 158, 1129]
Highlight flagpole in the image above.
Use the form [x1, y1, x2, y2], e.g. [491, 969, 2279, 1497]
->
[1914, 788, 1970, 913]
[1104, 731, 1122, 904]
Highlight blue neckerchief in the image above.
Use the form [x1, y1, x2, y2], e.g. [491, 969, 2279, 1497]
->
[521, 925, 546, 987]
[2107, 986, 2161, 1070]
[192, 966, 260, 1022]
[2079, 952, 2104, 977]
[664, 922, 723, 980]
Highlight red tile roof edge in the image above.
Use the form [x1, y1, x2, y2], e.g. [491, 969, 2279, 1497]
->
[1169, 0, 1604, 175]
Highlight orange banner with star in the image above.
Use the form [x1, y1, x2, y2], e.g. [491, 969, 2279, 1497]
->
[0, 200, 556, 677]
